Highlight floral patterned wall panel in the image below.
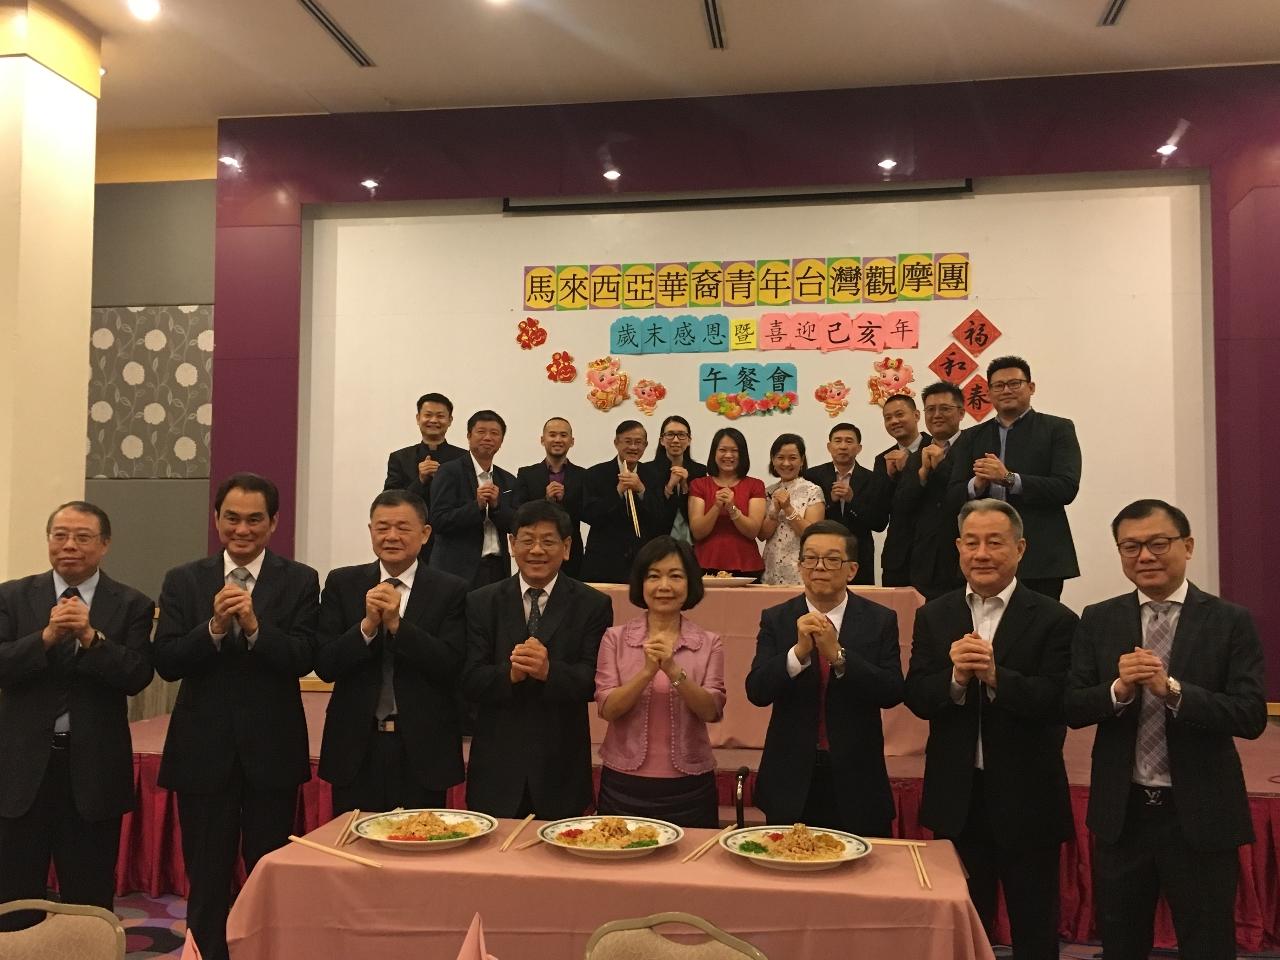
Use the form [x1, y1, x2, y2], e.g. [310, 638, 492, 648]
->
[87, 305, 213, 478]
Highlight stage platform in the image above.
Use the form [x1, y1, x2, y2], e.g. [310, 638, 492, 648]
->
[121, 692, 1280, 952]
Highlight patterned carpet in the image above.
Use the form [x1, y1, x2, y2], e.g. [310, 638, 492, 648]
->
[117, 892, 187, 959]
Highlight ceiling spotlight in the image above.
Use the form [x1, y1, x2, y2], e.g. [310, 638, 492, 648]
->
[218, 156, 241, 169]
[1156, 143, 1177, 157]
[878, 158, 897, 171]
[603, 169, 621, 181]
[127, 0, 161, 22]
[360, 179, 379, 190]
[98, 66, 107, 77]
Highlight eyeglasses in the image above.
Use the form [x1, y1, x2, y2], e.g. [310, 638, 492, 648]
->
[1116, 535, 1185, 558]
[514, 536, 564, 550]
[48, 531, 101, 546]
[661, 431, 690, 440]
[989, 378, 1029, 393]
[923, 404, 960, 415]
[799, 555, 851, 570]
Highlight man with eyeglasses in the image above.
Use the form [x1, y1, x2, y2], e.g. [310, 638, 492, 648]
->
[315, 490, 468, 815]
[385, 393, 466, 567]
[906, 499, 1077, 960]
[429, 410, 517, 589]
[1066, 499, 1265, 960]
[947, 355, 1082, 600]
[893, 382, 967, 599]
[581, 420, 654, 583]
[875, 393, 931, 589]
[514, 417, 586, 578]
[0, 501, 154, 930]
[746, 520, 903, 837]
[462, 500, 612, 819]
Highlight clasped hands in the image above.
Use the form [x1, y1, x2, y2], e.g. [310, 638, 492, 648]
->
[970, 454, 1009, 494]
[211, 582, 259, 636]
[616, 469, 644, 497]
[664, 465, 688, 496]
[1115, 647, 1170, 700]
[794, 612, 842, 666]
[642, 633, 680, 680]
[950, 632, 997, 687]
[360, 582, 402, 637]
[42, 596, 95, 649]
[476, 482, 500, 508]
[510, 636, 550, 683]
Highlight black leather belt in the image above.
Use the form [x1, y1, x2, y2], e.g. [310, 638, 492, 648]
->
[51, 732, 70, 751]
[1132, 784, 1172, 807]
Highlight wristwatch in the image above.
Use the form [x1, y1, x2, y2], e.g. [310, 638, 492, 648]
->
[832, 647, 846, 669]
[1000, 471, 1016, 487]
[1165, 676, 1182, 706]
[670, 668, 687, 688]
[728, 505, 741, 519]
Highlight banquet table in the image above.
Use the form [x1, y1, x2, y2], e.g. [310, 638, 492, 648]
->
[591, 583, 927, 755]
[226, 816, 994, 960]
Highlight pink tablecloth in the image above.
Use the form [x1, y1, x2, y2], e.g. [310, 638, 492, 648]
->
[226, 817, 993, 960]
[592, 584, 927, 755]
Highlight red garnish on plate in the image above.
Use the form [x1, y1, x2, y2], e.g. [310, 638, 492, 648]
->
[767, 832, 785, 842]
[560, 828, 583, 839]
[386, 834, 426, 841]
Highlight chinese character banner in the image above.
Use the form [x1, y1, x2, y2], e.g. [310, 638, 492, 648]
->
[609, 311, 918, 356]
[523, 254, 970, 310]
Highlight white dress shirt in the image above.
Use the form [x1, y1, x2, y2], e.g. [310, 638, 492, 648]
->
[360, 560, 417, 642]
[473, 454, 501, 557]
[209, 549, 266, 649]
[950, 577, 1018, 769]
[51, 568, 100, 732]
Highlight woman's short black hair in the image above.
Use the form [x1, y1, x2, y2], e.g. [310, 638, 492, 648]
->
[629, 535, 705, 610]
[706, 427, 749, 479]
[767, 433, 807, 477]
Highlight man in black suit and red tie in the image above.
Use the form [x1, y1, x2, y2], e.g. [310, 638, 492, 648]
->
[316, 489, 468, 814]
[1066, 499, 1266, 960]
[803, 423, 887, 586]
[745, 520, 902, 837]
[462, 500, 612, 820]
[514, 417, 586, 578]
[0, 501, 154, 929]
[905, 498, 1077, 960]
[153, 473, 319, 960]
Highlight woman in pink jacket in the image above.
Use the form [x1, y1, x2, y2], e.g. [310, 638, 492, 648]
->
[594, 536, 726, 828]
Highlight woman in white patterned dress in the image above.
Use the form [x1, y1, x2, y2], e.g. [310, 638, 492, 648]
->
[758, 433, 825, 585]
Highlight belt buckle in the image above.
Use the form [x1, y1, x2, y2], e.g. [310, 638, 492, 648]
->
[51, 732, 70, 751]
[1142, 787, 1166, 807]
[378, 717, 397, 733]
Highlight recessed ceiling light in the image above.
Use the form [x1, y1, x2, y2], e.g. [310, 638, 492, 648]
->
[878, 158, 897, 171]
[603, 169, 621, 181]
[360, 179, 379, 189]
[127, 0, 161, 22]
[98, 66, 107, 77]
[1156, 143, 1177, 157]
[218, 156, 241, 169]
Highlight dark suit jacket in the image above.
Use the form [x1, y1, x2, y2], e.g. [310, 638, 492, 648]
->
[893, 444, 963, 598]
[0, 571, 154, 820]
[745, 592, 903, 831]
[513, 461, 587, 578]
[315, 562, 468, 791]
[638, 456, 708, 536]
[802, 462, 888, 585]
[461, 575, 612, 819]
[153, 550, 319, 793]
[905, 583, 1077, 845]
[580, 458, 660, 584]
[874, 434, 931, 579]
[1065, 584, 1266, 851]
[383, 440, 467, 501]
[946, 410, 1082, 580]
[428, 456, 517, 584]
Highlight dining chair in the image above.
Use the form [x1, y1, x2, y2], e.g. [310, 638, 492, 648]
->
[0, 898, 125, 960]
[584, 911, 767, 960]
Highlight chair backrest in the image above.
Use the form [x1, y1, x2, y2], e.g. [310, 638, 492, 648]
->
[0, 899, 126, 960]
[585, 912, 767, 960]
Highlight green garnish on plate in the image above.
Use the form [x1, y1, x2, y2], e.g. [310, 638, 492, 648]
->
[738, 840, 768, 854]
[623, 839, 659, 848]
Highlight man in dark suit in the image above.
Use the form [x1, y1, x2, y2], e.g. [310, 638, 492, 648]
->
[429, 410, 516, 589]
[893, 382, 966, 600]
[316, 489, 468, 814]
[0, 501, 154, 930]
[514, 417, 586, 579]
[153, 473, 318, 960]
[905, 499, 1077, 960]
[874, 393, 931, 588]
[580, 420, 653, 583]
[1066, 499, 1266, 960]
[462, 500, 612, 819]
[745, 520, 902, 837]
[383, 392, 466, 568]
[947, 356, 1081, 600]
[804, 422, 887, 585]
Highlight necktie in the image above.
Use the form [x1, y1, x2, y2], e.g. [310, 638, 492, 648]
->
[227, 567, 252, 647]
[61, 586, 81, 601]
[525, 587, 544, 637]
[1135, 601, 1175, 780]
[53, 587, 81, 724]
[816, 615, 834, 750]
[376, 577, 404, 721]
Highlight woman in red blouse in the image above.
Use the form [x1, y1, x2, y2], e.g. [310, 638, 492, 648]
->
[687, 427, 767, 578]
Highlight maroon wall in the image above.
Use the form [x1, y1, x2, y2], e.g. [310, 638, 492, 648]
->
[212, 65, 1280, 694]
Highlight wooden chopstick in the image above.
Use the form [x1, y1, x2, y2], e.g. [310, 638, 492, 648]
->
[500, 814, 535, 852]
[335, 808, 361, 848]
[289, 834, 382, 868]
[866, 837, 928, 848]
[624, 489, 641, 538]
[682, 825, 733, 864]
[909, 844, 931, 889]
[513, 836, 542, 851]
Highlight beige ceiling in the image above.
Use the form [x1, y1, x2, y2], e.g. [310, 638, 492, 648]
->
[67, 0, 1280, 132]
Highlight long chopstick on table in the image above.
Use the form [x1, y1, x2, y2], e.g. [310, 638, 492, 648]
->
[289, 834, 382, 868]
[513, 836, 542, 851]
[335, 808, 361, 848]
[909, 844, 932, 890]
[500, 814, 535, 852]
[682, 825, 733, 864]
[866, 837, 928, 848]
